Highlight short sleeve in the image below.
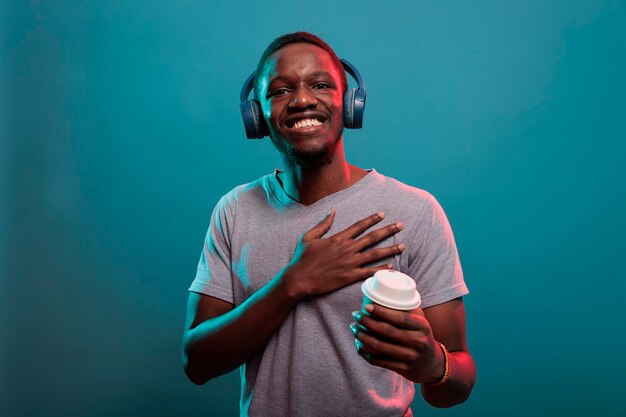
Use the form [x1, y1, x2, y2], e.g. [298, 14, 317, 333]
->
[406, 194, 468, 309]
[188, 195, 235, 304]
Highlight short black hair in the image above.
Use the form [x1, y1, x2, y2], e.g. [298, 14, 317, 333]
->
[253, 31, 348, 100]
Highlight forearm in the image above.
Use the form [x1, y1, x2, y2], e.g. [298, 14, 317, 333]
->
[183, 268, 302, 384]
[420, 350, 476, 408]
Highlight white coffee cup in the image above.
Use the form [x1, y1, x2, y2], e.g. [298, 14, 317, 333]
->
[361, 269, 421, 311]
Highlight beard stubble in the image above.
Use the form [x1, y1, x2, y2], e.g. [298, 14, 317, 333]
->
[270, 129, 343, 170]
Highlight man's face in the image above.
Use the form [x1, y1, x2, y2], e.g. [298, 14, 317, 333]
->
[257, 43, 344, 167]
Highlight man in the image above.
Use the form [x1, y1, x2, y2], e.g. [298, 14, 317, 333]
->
[182, 32, 476, 416]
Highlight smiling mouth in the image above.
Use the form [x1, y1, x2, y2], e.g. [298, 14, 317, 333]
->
[296, 118, 324, 129]
[287, 117, 323, 128]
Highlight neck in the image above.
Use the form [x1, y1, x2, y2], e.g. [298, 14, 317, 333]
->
[277, 139, 368, 206]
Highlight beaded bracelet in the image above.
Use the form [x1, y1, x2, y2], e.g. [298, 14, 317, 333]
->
[425, 342, 450, 387]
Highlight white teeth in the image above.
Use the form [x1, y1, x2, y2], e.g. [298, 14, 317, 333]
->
[293, 118, 322, 129]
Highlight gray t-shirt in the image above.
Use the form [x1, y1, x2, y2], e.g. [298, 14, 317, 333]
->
[189, 168, 468, 417]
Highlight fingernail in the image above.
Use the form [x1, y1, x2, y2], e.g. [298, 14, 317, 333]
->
[349, 323, 357, 336]
[377, 211, 385, 219]
[328, 208, 334, 216]
[398, 243, 406, 251]
[355, 338, 364, 350]
[364, 304, 374, 313]
[351, 311, 362, 321]
[396, 222, 404, 230]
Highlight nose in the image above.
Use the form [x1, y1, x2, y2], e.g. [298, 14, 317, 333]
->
[288, 86, 317, 109]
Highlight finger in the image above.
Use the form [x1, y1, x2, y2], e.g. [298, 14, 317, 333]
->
[354, 328, 418, 363]
[356, 347, 405, 373]
[353, 263, 394, 281]
[357, 347, 372, 362]
[331, 211, 385, 240]
[354, 222, 404, 251]
[358, 244, 406, 266]
[364, 303, 426, 330]
[302, 208, 335, 241]
[355, 312, 424, 348]
[355, 339, 385, 363]
[355, 338, 371, 360]
[367, 357, 411, 375]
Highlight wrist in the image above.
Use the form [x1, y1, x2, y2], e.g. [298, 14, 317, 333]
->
[424, 342, 450, 387]
[278, 265, 307, 302]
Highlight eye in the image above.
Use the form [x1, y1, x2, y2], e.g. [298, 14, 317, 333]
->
[313, 83, 330, 89]
[268, 88, 289, 98]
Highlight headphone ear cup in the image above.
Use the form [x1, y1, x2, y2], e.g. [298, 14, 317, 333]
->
[350, 88, 366, 129]
[343, 87, 366, 129]
[249, 100, 269, 138]
[240, 99, 268, 139]
[343, 88, 356, 128]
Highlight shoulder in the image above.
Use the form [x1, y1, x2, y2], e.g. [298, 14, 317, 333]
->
[213, 173, 273, 216]
[206, 175, 272, 238]
[369, 169, 442, 216]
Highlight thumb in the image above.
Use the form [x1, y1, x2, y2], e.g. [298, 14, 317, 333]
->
[302, 208, 335, 241]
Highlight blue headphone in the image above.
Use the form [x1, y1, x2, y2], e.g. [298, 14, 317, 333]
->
[239, 59, 366, 139]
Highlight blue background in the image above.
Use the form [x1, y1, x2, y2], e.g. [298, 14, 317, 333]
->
[2, 1, 625, 416]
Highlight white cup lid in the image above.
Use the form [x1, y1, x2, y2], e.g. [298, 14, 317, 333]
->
[361, 270, 421, 310]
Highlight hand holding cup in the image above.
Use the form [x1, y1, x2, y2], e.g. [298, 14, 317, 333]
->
[351, 270, 445, 384]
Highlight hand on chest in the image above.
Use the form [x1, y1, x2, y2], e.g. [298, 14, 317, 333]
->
[230, 210, 407, 302]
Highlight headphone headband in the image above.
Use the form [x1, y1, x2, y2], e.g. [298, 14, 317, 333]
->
[340, 59, 365, 91]
[240, 72, 256, 103]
